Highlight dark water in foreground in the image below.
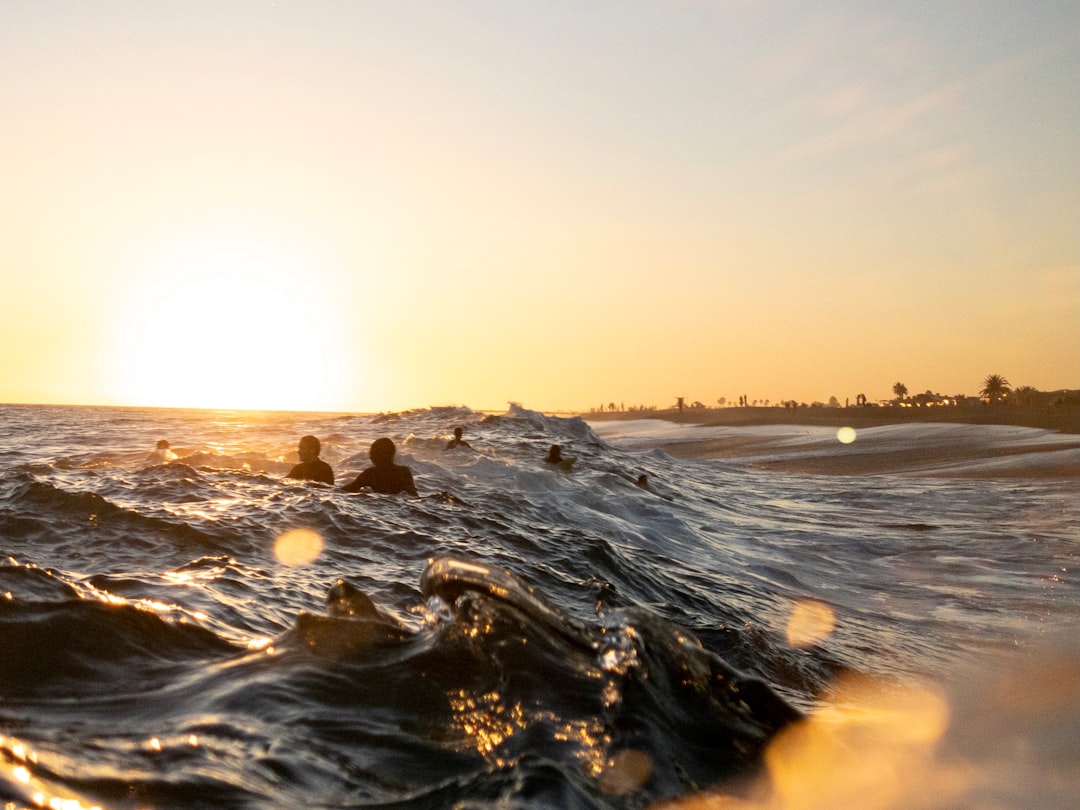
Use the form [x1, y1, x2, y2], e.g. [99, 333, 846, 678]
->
[0, 404, 1077, 809]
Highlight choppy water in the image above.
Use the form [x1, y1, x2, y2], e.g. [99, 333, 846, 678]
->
[0, 404, 1077, 809]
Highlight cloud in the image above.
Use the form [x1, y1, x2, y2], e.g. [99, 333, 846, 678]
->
[777, 80, 966, 165]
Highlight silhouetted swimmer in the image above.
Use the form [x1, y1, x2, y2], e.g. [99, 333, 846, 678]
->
[286, 435, 335, 485]
[149, 439, 177, 463]
[445, 426, 471, 450]
[546, 444, 576, 469]
[636, 473, 649, 489]
[342, 437, 418, 496]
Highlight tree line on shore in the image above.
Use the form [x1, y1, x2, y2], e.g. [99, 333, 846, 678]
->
[889, 373, 1071, 409]
[589, 374, 1079, 414]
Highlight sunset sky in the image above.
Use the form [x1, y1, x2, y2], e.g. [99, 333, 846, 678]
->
[2, 1, 1077, 414]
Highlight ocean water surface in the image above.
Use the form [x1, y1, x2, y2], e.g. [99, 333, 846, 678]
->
[1, 404, 1077, 809]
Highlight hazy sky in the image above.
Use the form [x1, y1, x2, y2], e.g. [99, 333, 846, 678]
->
[2, 1, 1077, 413]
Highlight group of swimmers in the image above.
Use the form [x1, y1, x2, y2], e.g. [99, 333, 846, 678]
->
[283, 429, 597, 497]
[155, 426, 647, 497]
[286, 434, 418, 496]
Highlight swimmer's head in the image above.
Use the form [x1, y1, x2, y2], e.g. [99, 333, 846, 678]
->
[298, 435, 321, 462]
[369, 437, 396, 466]
[156, 439, 170, 450]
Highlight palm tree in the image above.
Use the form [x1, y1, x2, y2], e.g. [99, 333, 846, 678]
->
[892, 382, 908, 402]
[1013, 385, 1037, 407]
[980, 373, 1011, 404]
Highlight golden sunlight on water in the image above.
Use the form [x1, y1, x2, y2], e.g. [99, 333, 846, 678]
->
[447, 688, 613, 778]
[650, 676, 955, 810]
[763, 677, 954, 810]
[274, 528, 324, 566]
[448, 690, 518, 762]
[2, 734, 104, 810]
[652, 640, 1080, 810]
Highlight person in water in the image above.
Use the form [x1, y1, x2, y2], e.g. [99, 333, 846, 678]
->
[286, 435, 335, 485]
[546, 444, 577, 469]
[445, 426, 471, 450]
[342, 437, 418, 496]
[149, 439, 178, 463]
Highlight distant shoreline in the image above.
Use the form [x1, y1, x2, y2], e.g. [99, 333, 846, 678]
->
[580, 403, 1080, 435]
[581, 404, 1080, 477]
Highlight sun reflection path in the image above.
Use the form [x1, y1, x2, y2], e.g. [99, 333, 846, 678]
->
[446, 688, 612, 778]
[1, 734, 104, 810]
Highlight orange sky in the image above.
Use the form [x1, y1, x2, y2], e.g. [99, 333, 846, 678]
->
[2, 2, 1077, 413]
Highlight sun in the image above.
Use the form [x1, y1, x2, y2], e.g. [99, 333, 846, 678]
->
[107, 239, 349, 412]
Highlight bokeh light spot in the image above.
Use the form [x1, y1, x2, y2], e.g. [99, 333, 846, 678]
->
[786, 600, 836, 648]
[598, 748, 654, 795]
[275, 528, 324, 566]
[837, 426, 857, 445]
[765, 675, 951, 810]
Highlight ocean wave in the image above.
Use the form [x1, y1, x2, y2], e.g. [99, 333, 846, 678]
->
[0, 404, 1077, 808]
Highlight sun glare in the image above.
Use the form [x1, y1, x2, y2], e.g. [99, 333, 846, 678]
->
[108, 239, 348, 411]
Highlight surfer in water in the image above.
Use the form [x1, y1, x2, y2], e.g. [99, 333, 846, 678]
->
[286, 435, 335, 485]
[149, 439, 178, 463]
[445, 426, 471, 450]
[545, 444, 576, 469]
[342, 437, 418, 496]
